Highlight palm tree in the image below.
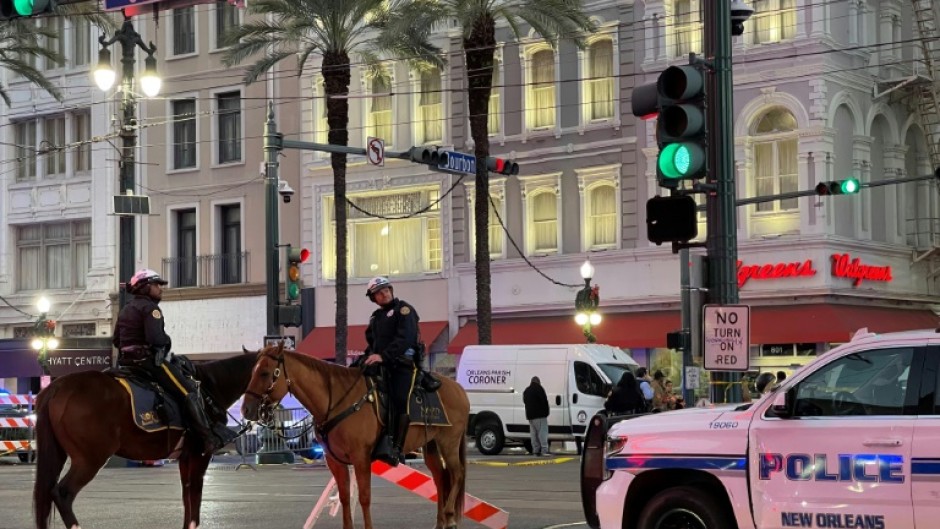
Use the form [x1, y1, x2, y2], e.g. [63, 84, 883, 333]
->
[424, 0, 596, 344]
[0, 3, 114, 105]
[222, 0, 443, 365]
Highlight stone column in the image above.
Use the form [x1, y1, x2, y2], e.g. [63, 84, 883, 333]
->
[883, 145, 907, 243]
[853, 136, 872, 239]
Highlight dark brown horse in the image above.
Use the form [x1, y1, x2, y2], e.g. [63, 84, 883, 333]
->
[33, 352, 258, 529]
[243, 344, 471, 529]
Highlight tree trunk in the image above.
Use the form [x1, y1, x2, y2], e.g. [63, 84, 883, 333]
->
[323, 51, 351, 365]
[464, 15, 497, 345]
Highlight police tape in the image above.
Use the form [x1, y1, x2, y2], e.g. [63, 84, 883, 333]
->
[0, 441, 33, 452]
[0, 395, 33, 406]
[0, 417, 33, 428]
[470, 456, 576, 467]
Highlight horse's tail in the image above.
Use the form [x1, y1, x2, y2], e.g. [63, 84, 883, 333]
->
[33, 387, 66, 529]
[455, 427, 467, 523]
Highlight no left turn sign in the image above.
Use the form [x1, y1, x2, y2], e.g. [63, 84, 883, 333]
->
[703, 304, 750, 371]
[367, 137, 385, 166]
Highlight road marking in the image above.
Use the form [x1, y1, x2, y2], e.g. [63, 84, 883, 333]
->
[542, 522, 588, 529]
[470, 456, 576, 467]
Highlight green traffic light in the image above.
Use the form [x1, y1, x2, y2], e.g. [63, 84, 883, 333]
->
[287, 283, 300, 300]
[12, 0, 50, 16]
[658, 143, 705, 179]
[840, 179, 860, 194]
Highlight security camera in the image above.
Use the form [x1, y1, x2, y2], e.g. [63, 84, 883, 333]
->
[278, 180, 295, 203]
[730, 0, 755, 37]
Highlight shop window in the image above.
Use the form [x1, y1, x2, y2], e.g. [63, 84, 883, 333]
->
[759, 343, 818, 357]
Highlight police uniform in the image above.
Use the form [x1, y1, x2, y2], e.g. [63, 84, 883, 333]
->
[364, 297, 419, 416]
[113, 292, 232, 454]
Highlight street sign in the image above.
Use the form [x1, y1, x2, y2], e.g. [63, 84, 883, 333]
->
[439, 151, 476, 175]
[684, 366, 700, 390]
[264, 335, 296, 350]
[367, 137, 385, 167]
[703, 304, 750, 371]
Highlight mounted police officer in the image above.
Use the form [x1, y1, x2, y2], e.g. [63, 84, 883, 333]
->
[112, 268, 235, 455]
[361, 276, 423, 466]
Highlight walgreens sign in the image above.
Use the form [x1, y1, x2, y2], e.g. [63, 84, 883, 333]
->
[737, 253, 892, 288]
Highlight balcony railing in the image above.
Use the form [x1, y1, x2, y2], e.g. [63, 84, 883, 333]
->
[161, 252, 250, 288]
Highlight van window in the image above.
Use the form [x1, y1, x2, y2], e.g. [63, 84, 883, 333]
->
[597, 363, 634, 386]
[574, 361, 608, 397]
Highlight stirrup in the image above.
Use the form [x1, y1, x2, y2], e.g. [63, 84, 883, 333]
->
[420, 372, 442, 392]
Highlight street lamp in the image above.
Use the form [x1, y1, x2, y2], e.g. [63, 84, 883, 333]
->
[574, 259, 601, 343]
[31, 297, 58, 372]
[95, 15, 161, 309]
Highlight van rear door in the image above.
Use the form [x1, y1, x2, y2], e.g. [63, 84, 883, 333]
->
[570, 361, 609, 438]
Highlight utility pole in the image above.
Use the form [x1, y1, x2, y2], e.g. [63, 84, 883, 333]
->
[704, 2, 741, 402]
[264, 103, 280, 336]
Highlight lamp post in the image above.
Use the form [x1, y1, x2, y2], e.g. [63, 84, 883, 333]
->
[31, 297, 58, 373]
[94, 15, 161, 309]
[574, 259, 601, 343]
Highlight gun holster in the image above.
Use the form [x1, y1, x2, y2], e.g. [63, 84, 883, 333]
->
[153, 347, 167, 367]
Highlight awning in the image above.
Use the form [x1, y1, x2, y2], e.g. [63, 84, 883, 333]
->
[446, 304, 940, 354]
[297, 321, 449, 360]
[751, 304, 939, 344]
[446, 312, 680, 354]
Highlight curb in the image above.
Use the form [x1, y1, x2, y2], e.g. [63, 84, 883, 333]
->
[469, 456, 576, 467]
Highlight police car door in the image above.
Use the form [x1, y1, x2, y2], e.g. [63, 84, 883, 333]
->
[749, 346, 916, 529]
[912, 343, 940, 529]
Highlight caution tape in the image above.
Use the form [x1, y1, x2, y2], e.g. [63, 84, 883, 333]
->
[0, 417, 32, 428]
[470, 456, 576, 467]
[0, 395, 33, 406]
[0, 441, 33, 452]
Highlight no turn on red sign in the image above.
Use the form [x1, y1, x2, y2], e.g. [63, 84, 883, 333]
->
[703, 304, 750, 371]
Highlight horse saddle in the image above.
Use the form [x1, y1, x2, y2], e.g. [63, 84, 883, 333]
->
[367, 373, 451, 427]
[108, 368, 185, 433]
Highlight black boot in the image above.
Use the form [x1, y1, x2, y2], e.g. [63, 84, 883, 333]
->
[420, 371, 442, 392]
[390, 413, 411, 464]
[184, 392, 222, 455]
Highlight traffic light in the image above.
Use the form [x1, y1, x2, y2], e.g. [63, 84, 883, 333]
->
[656, 65, 707, 186]
[486, 156, 519, 176]
[0, 0, 55, 19]
[815, 179, 860, 196]
[646, 195, 698, 245]
[285, 246, 309, 302]
[409, 146, 445, 166]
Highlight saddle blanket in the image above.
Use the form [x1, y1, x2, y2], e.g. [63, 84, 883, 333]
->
[371, 384, 451, 427]
[115, 377, 185, 433]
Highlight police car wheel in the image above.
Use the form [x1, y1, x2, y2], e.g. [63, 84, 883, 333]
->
[637, 486, 731, 529]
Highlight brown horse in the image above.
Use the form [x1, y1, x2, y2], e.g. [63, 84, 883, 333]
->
[33, 352, 258, 529]
[243, 343, 471, 529]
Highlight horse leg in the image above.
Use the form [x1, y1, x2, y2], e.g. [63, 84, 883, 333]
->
[326, 456, 355, 529]
[423, 441, 448, 529]
[51, 453, 110, 529]
[439, 436, 467, 529]
[179, 449, 213, 529]
[353, 459, 375, 529]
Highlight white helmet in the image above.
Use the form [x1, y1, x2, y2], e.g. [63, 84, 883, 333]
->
[128, 268, 168, 293]
[366, 276, 392, 298]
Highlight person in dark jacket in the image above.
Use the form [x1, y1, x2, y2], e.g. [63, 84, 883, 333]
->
[112, 268, 235, 455]
[362, 276, 421, 466]
[604, 372, 647, 415]
[522, 376, 551, 456]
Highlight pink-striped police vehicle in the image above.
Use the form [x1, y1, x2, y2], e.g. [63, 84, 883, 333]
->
[581, 329, 940, 529]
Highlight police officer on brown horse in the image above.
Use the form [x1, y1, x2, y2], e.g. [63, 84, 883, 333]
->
[112, 268, 235, 455]
[362, 276, 422, 466]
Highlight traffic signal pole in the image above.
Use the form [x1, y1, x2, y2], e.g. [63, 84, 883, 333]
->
[264, 104, 281, 335]
[704, 2, 741, 403]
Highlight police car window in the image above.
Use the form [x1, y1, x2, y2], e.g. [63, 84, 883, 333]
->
[574, 361, 607, 397]
[793, 348, 913, 417]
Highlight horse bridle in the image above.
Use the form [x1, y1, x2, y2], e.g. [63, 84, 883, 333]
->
[244, 352, 292, 425]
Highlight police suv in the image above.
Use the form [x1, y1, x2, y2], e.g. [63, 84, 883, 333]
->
[581, 329, 940, 529]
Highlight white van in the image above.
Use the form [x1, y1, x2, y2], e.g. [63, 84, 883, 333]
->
[456, 344, 639, 455]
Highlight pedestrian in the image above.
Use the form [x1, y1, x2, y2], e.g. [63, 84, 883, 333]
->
[776, 371, 788, 385]
[663, 380, 678, 410]
[651, 370, 668, 411]
[604, 372, 647, 415]
[635, 367, 654, 408]
[362, 276, 424, 466]
[112, 268, 235, 455]
[755, 372, 777, 396]
[523, 376, 550, 456]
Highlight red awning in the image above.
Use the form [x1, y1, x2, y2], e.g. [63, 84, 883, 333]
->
[297, 321, 448, 360]
[750, 304, 939, 344]
[446, 305, 939, 354]
[446, 312, 681, 353]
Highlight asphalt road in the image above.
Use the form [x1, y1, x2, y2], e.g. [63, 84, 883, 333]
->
[0, 449, 588, 529]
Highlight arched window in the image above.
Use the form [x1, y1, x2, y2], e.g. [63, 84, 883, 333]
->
[488, 58, 501, 135]
[527, 49, 556, 130]
[417, 67, 442, 144]
[585, 40, 613, 121]
[368, 69, 393, 144]
[752, 108, 798, 212]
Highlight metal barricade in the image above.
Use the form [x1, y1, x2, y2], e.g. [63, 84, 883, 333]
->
[0, 393, 35, 463]
[232, 407, 323, 462]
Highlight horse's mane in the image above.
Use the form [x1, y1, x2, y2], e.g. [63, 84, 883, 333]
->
[193, 352, 258, 408]
[283, 349, 362, 385]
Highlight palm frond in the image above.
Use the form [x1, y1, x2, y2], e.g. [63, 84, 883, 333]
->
[243, 50, 299, 84]
[51, 1, 118, 32]
[1, 56, 63, 101]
